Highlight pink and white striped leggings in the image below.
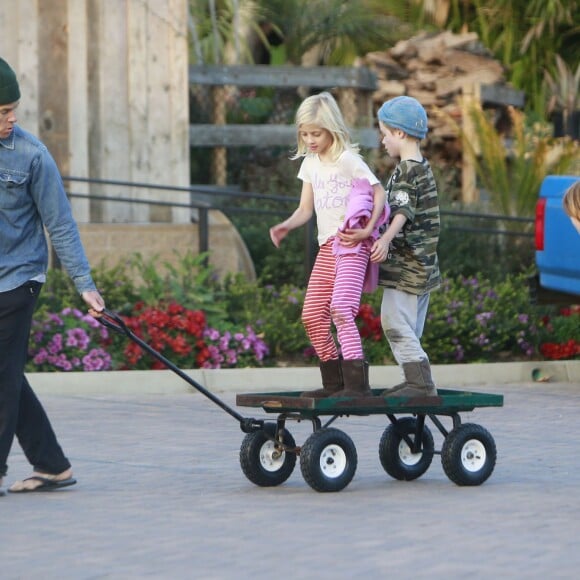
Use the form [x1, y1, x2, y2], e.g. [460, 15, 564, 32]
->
[302, 239, 370, 361]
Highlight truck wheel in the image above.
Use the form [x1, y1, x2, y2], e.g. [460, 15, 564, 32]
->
[379, 417, 434, 481]
[300, 428, 357, 492]
[441, 423, 497, 486]
[239, 423, 296, 487]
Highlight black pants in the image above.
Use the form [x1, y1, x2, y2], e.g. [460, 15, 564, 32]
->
[0, 281, 70, 477]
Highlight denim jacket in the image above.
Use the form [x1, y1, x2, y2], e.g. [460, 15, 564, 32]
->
[0, 125, 96, 293]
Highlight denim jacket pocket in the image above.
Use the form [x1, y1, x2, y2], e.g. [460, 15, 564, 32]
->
[0, 170, 30, 209]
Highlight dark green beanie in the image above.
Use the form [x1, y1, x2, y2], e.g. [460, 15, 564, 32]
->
[0, 57, 21, 105]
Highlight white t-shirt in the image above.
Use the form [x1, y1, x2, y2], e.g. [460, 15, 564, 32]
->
[298, 150, 380, 245]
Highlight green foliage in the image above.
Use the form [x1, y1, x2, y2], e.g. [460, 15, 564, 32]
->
[258, 0, 408, 65]
[31, 254, 580, 371]
[220, 274, 310, 360]
[227, 90, 275, 124]
[438, 216, 535, 281]
[225, 155, 316, 285]
[544, 55, 580, 121]
[38, 261, 139, 315]
[37, 269, 82, 313]
[258, 231, 314, 286]
[126, 252, 227, 325]
[462, 103, 579, 217]
[538, 306, 580, 345]
[423, 274, 542, 363]
[211, 269, 578, 366]
[188, 0, 272, 65]
[444, 0, 579, 119]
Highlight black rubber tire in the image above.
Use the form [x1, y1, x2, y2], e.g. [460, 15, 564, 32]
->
[378, 417, 434, 481]
[441, 423, 497, 486]
[299, 428, 357, 492]
[239, 423, 296, 487]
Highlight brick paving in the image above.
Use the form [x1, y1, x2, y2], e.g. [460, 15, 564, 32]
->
[2, 382, 580, 579]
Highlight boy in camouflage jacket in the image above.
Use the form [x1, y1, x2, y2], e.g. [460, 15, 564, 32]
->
[371, 96, 441, 398]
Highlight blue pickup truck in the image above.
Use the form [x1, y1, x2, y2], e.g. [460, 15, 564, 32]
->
[534, 175, 580, 302]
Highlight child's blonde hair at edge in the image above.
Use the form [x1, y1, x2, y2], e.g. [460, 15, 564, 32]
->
[291, 91, 359, 161]
[563, 181, 580, 221]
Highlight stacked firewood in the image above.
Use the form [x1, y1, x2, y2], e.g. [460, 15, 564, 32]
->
[359, 30, 510, 182]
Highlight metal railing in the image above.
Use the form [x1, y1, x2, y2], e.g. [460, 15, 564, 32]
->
[62, 176, 535, 276]
[62, 176, 314, 273]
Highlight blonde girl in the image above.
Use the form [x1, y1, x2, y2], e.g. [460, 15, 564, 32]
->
[270, 92, 387, 397]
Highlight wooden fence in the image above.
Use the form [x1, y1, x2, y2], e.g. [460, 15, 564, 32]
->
[188, 65, 379, 184]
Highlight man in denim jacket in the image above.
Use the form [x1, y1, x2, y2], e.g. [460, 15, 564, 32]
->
[0, 57, 105, 495]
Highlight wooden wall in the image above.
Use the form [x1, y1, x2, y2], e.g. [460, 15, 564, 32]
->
[0, 0, 190, 224]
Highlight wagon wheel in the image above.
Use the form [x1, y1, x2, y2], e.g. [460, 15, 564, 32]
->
[378, 417, 434, 481]
[239, 423, 296, 487]
[299, 428, 357, 493]
[441, 423, 497, 486]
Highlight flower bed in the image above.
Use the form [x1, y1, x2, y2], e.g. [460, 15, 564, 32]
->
[29, 308, 112, 371]
[25, 257, 580, 372]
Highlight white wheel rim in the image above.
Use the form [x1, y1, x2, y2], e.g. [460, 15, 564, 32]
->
[461, 439, 487, 472]
[259, 440, 285, 472]
[398, 440, 422, 466]
[319, 444, 348, 479]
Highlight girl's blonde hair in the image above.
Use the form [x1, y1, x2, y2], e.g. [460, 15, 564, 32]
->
[291, 91, 359, 161]
[563, 181, 580, 221]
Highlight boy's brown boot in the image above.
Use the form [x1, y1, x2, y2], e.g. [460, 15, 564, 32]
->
[301, 358, 343, 398]
[334, 359, 372, 397]
[382, 359, 437, 398]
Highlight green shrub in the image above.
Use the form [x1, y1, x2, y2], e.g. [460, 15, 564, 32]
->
[537, 306, 580, 360]
[125, 252, 227, 325]
[422, 274, 542, 363]
[38, 260, 139, 315]
[28, 255, 579, 371]
[221, 274, 310, 362]
[438, 220, 535, 282]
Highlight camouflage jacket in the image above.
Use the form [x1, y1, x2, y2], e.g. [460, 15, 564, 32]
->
[378, 158, 441, 295]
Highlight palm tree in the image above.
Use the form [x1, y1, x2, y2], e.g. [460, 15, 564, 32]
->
[544, 55, 580, 139]
[435, 0, 579, 118]
[188, 0, 271, 65]
[255, 0, 412, 66]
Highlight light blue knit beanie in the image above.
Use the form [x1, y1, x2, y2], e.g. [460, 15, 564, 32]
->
[377, 96, 428, 139]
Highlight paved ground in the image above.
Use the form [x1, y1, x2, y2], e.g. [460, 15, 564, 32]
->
[2, 381, 580, 579]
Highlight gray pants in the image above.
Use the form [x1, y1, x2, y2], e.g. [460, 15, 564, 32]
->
[380, 288, 430, 365]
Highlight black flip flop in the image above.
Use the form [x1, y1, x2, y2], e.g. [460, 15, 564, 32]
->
[8, 476, 77, 493]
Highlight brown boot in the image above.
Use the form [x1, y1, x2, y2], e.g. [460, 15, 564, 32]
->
[301, 358, 343, 398]
[382, 359, 437, 398]
[334, 359, 372, 397]
[381, 378, 406, 395]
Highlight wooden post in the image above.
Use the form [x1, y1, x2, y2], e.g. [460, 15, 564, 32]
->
[338, 88, 357, 128]
[38, 0, 69, 268]
[460, 83, 481, 204]
[38, 0, 69, 176]
[211, 86, 227, 185]
[67, 0, 90, 223]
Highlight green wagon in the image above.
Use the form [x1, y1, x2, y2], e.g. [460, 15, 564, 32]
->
[100, 309, 504, 493]
[236, 388, 503, 492]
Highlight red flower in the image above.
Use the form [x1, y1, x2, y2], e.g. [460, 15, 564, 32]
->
[118, 303, 208, 370]
[540, 340, 580, 360]
[356, 303, 383, 342]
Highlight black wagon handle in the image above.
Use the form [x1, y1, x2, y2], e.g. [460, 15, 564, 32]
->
[98, 308, 130, 335]
[97, 308, 264, 434]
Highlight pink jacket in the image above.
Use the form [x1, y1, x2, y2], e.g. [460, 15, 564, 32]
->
[332, 178, 389, 292]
